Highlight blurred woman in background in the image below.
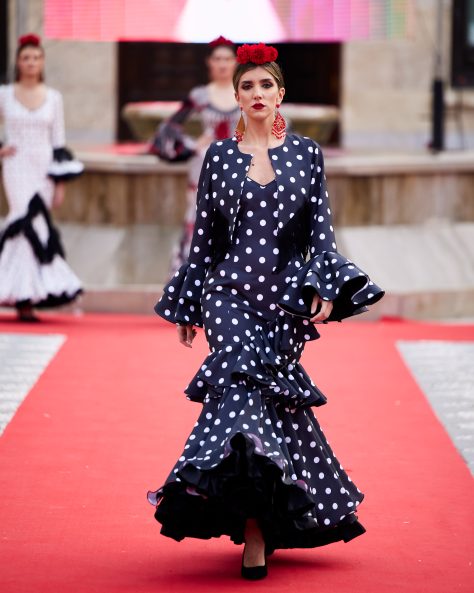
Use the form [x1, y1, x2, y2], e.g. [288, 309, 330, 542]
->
[0, 34, 83, 321]
[150, 35, 239, 275]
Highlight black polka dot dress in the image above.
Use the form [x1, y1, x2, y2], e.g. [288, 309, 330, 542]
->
[150, 135, 384, 551]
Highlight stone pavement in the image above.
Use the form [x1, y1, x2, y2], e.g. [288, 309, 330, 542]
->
[397, 340, 474, 474]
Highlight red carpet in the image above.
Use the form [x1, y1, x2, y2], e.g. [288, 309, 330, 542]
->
[0, 313, 472, 592]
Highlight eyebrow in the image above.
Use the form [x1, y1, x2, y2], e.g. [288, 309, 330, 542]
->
[240, 78, 274, 84]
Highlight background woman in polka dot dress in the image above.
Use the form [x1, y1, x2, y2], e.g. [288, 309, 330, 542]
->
[150, 43, 384, 580]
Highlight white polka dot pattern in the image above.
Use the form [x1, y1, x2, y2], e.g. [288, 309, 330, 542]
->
[155, 134, 383, 326]
[150, 134, 381, 550]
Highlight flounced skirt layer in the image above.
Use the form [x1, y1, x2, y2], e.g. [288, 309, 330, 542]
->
[148, 310, 365, 550]
[0, 194, 82, 308]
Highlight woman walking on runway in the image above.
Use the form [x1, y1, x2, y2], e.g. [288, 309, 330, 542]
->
[0, 34, 83, 321]
[149, 43, 384, 580]
[150, 36, 240, 276]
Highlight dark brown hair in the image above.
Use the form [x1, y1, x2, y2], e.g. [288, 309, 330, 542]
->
[233, 61, 285, 91]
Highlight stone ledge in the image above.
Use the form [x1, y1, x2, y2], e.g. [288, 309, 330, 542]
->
[73, 145, 474, 176]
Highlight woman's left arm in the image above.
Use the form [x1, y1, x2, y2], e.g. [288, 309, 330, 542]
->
[307, 145, 336, 321]
[51, 91, 66, 148]
[48, 91, 84, 183]
[278, 140, 384, 322]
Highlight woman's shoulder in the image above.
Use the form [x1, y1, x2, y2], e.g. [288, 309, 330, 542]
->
[45, 87, 63, 102]
[207, 137, 237, 154]
[0, 84, 13, 110]
[189, 85, 208, 106]
[0, 83, 12, 96]
[285, 133, 321, 152]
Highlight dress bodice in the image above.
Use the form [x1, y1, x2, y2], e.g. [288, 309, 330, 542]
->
[0, 85, 64, 154]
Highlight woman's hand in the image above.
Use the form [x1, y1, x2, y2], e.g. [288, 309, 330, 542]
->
[177, 324, 197, 348]
[310, 294, 333, 323]
[0, 145, 16, 158]
[52, 182, 65, 208]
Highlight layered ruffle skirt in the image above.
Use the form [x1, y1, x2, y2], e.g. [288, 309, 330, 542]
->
[149, 255, 383, 550]
[0, 194, 82, 308]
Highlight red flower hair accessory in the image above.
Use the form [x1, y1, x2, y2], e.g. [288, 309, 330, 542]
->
[18, 33, 41, 48]
[236, 43, 278, 65]
[209, 35, 234, 48]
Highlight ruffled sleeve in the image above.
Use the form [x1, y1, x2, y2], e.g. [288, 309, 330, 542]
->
[148, 93, 197, 162]
[154, 145, 216, 326]
[154, 262, 207, 327]
[48, 146, 84, 181]
[278, 251, 384, 321]
[278, 141, 384, 321]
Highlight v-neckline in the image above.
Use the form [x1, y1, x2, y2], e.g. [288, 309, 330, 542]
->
[246, 176, 277, 189]
[12, 85, 49, 113]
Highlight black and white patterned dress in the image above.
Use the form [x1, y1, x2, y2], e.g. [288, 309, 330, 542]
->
[149, 134, 384, 551]
[150, 85, 240, 274]
[0, 84, 83, 309]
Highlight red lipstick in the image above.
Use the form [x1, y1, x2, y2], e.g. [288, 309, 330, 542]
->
[252, 103, 265, 110]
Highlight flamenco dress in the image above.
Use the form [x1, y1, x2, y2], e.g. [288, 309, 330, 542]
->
[149, 85, 240, 274]
[0, 85, 83, 309]
[149, 138, 384, 551]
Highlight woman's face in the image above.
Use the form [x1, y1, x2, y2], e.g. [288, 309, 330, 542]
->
[16, 46, 44, 81]
[235, 66, 285, 121]
[207, 46, 236, 83]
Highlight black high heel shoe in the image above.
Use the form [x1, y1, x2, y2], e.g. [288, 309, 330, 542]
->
[241, 546, 268, 580]
[241, 561, 267, 580]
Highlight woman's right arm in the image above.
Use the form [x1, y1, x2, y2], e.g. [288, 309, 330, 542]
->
[0, 86, 15, 158]
[154, 145, 216, 331]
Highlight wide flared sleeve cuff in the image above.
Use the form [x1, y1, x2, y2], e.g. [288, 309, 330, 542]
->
[154, 262, 207, 327]
[48, 147, 84, 181]
[278, 251, 384, 322]
[148, 122, 196, 162]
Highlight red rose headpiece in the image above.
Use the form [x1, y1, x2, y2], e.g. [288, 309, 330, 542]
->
[18, 33, 41, 48]
[209, 35, 234, 48]
[236, 43, 278, 65]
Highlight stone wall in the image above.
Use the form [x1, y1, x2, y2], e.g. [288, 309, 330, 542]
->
[3, 150, 473, 226]
[342, 0, 474, 150]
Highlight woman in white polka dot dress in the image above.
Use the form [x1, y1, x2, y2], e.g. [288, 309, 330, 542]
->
[0, 34, 83, 321]
[149, 43, 384, 580]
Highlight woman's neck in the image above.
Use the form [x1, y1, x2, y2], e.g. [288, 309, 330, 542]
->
[242, 118, 275, 148]
[16, 77, 42, 89]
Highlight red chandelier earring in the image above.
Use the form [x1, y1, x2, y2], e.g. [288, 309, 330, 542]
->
[234, 109, 245, 142]
[272, 104, 286, 140]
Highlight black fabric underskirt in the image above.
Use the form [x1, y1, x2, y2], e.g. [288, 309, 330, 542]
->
[152, 432, 365, 552]
[15, 289, 83, 310]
